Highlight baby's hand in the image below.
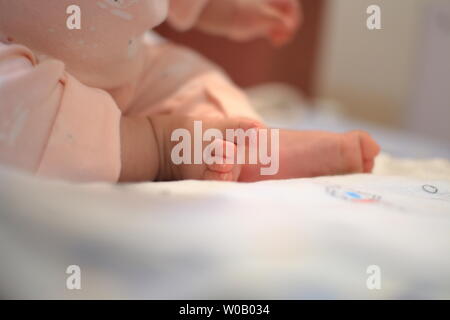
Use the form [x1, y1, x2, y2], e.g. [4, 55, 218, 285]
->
[198, 0, 301, 46]
[239, 0, 301, 45]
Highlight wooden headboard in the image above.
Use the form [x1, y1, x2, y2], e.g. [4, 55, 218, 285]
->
[155, 0, 326, 99]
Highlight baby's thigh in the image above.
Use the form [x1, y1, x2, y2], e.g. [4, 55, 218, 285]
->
[155, 72, 261, 120]
[155, 43, 221, 81]
[133, 41, 260, 120]
[135, 42, 221, 108]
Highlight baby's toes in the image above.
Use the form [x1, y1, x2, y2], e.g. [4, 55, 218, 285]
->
[341, 130, 379, 173]
[359, 131, 380, 159]
[353, 130, 380, 173]
[363, 159, 375, 173]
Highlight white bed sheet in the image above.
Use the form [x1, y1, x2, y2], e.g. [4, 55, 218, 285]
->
[1, 169, 449, 299]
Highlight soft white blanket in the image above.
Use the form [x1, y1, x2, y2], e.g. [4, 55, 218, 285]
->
[0, 166, 449, 299]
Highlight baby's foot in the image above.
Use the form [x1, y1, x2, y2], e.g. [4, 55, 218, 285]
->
[239, 129, 380, 182]
[152, 115, 262, 182]
[339, 130, 380, 174]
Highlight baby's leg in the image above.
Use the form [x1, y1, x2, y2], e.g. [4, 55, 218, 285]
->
[239, 129, 380, 182]
[125, 40, 380, 182]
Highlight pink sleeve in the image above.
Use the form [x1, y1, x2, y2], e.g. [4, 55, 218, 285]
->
[167, 0, 210, 31]
[0, 43, 121, 182]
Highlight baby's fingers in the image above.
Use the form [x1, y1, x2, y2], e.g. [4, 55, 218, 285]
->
[210, 117, 264, 131]
[265, 0, 302, 45]
[203, 117, 265, 146]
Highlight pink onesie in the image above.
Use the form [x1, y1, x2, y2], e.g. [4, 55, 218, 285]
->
[0, 0, 260, 182]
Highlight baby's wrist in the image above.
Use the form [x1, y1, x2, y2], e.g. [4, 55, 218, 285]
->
[119, 116, 160, 182]
[146, 116, 176, 181]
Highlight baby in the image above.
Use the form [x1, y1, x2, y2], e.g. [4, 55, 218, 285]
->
[0, 0, 379, 183]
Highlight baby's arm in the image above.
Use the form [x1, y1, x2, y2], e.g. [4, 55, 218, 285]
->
[119, 116, 160, 182]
